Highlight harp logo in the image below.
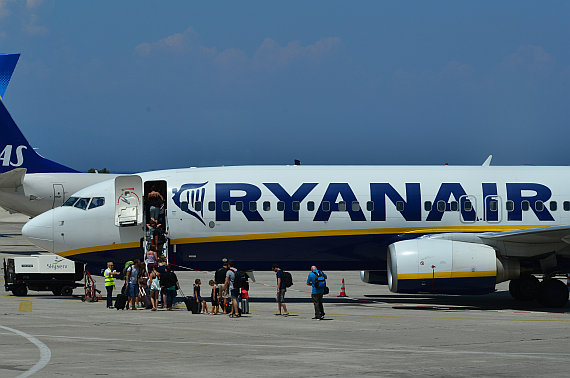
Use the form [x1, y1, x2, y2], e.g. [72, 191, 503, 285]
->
[172, 182, 208, 226]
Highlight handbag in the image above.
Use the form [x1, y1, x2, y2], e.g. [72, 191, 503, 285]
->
[323, 286, 330, 295]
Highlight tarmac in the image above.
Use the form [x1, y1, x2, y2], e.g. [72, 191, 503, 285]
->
[1, 210, 570, 377]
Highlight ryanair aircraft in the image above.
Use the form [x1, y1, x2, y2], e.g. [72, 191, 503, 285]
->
[23, 163, 570, 307]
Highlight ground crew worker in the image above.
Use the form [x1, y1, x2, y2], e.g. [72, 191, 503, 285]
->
[104, 262, 120, 309]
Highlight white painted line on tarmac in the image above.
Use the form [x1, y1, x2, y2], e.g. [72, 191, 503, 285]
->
[26, 333, 570, 360]
[0, 325, 51, 378]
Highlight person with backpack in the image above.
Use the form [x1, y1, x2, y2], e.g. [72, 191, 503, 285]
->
[125, 259, 141, 310]
[272, 264, 290, 316]
[224, 260, 240, 318]
[215, 260, 229, 313]
[306, 265, 327, 320]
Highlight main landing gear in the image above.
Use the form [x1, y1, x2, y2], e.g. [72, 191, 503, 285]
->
[509, 275, 569, 308]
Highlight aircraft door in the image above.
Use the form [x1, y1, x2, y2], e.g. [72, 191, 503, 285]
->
[53, 184, 64, 208]
[484, 195, 501, 222]
[114, 175, 143, 227]
[459, 195, 477, 223]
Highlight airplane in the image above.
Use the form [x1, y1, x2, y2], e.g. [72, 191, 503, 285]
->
[0, 55, 119, 217]
[0, 53, 20, 101]
[22, 163, 570, 307]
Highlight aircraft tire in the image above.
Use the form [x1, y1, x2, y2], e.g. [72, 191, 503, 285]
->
[509, 275, 539, 301]
[12, 285, 28, 297]
[52, 288, 62, 296]
[537, 279, 569, 308]
[61, 286, 74, 296]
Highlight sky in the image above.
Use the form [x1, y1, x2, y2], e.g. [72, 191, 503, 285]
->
[0, 1, 569, 172]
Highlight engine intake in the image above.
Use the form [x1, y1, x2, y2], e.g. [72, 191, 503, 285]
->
[388, 239, 501, 295]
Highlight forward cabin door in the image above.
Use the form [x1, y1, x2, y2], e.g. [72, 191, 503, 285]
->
[52, 184, 64, 208]
[114, 175, 143, 227]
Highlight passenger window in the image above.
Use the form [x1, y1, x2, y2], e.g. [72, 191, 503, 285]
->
[235, 201, 244, 212]
[506, 200, 514, 211]
[222, 201, 230, 212]
[352, 201, 360, 212]
[489, 200, 497, 212]
[535, 201, 544, 212]
[63, 197, 79, 207]
[366, 201, 374, 211]
[396, 201, 404, 212]
[194, 201, 203, 212]
[522, 200, 530, 211]
[249, 201, 257, 212]
[450, 201, 458, 211]
[322, 201, 330, 212]
[263, 201, 271, 211]
[424, 201, 432, 211]
[564, 201, 570, 211]
[74, 198, 90, 210]
[338, 201, 346, 211]
[208, 201, 216, 211]
[277, 201, 285, 211]
[437, 200, 446, 212]
[550, 201, 557, 211]
[88, 197, 105, 209]
[463, 201, 472, 212]
[307, 201, 315, 211]
[292, 201, 300, 212]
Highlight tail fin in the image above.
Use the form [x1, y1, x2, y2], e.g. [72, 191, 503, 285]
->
[0, 53, 19, 100]
[0, 100, 78, 173]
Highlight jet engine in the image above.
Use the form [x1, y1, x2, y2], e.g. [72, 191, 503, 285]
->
[387, 239, 519, 295]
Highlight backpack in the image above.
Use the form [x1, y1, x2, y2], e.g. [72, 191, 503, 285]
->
[314, 270, 326, 288]
[283, 271, 293, 288]
[122, 261, 134, 277]
[233, 270, 248, 290]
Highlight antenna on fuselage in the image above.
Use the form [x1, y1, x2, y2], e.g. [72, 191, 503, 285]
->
[482, 155, 493, 167]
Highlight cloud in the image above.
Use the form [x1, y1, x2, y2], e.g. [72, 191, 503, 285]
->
[0, 0, 12, 19]
[26, 0, 43, 9]
[23, 12, 47, 35]
[502, 45, 555, 73]
[135, 27, 342, 71]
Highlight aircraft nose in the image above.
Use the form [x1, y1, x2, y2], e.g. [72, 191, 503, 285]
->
[22, 210, 54, 252]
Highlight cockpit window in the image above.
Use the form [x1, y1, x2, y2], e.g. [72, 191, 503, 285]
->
[63, 197, 79, 207]
[88, 197, 105, 209]
[74, 198, 90, 210]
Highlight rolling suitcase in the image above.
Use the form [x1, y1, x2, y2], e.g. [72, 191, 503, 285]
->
[140, 287, 152, 309]
[115, 293, 128, 310]
[179, 288, 199, 313]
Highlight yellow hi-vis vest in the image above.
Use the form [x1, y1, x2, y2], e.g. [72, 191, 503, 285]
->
[104, 269, 116, 288]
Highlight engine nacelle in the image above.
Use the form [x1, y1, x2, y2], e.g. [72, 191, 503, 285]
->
[360, 270, 388, 285]
[388, 239, 499, 295]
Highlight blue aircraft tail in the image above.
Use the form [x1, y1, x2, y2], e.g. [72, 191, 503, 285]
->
[0, 53, 19, 100]
[0, 100, 78, 173]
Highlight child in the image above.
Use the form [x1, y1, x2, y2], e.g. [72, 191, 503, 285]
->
[209, 280, 219, 315]
[240, 287, 249, 314]
[193, 279, 209, 314]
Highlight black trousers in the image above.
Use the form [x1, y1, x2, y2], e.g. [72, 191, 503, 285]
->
[311, 293, 324, 318]
[106, 286, 113, 307]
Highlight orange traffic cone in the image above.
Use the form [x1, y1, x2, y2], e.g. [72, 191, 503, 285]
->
[338, 278, 347, 297]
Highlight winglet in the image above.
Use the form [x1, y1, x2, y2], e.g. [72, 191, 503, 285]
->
[0, 53, 20, 100]
[482, 155, 493, 167]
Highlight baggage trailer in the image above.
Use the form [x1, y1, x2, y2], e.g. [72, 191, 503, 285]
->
[3, 255, 85, 296]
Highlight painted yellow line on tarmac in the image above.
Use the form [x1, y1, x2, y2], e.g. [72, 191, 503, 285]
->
[251, 309, 570, 322]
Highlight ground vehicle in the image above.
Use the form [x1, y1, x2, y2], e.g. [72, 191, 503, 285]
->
[3, 255, 84, 296]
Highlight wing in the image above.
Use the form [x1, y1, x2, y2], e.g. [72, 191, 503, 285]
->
[478, 225, 570, 258]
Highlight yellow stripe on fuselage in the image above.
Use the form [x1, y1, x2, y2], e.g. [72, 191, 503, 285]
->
[397, 271, 496, 280]
[170, 224, 550, 245]
[56, 224, 555, 258]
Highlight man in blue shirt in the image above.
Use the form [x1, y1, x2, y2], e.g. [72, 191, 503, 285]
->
[306, 265, 327, 320]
